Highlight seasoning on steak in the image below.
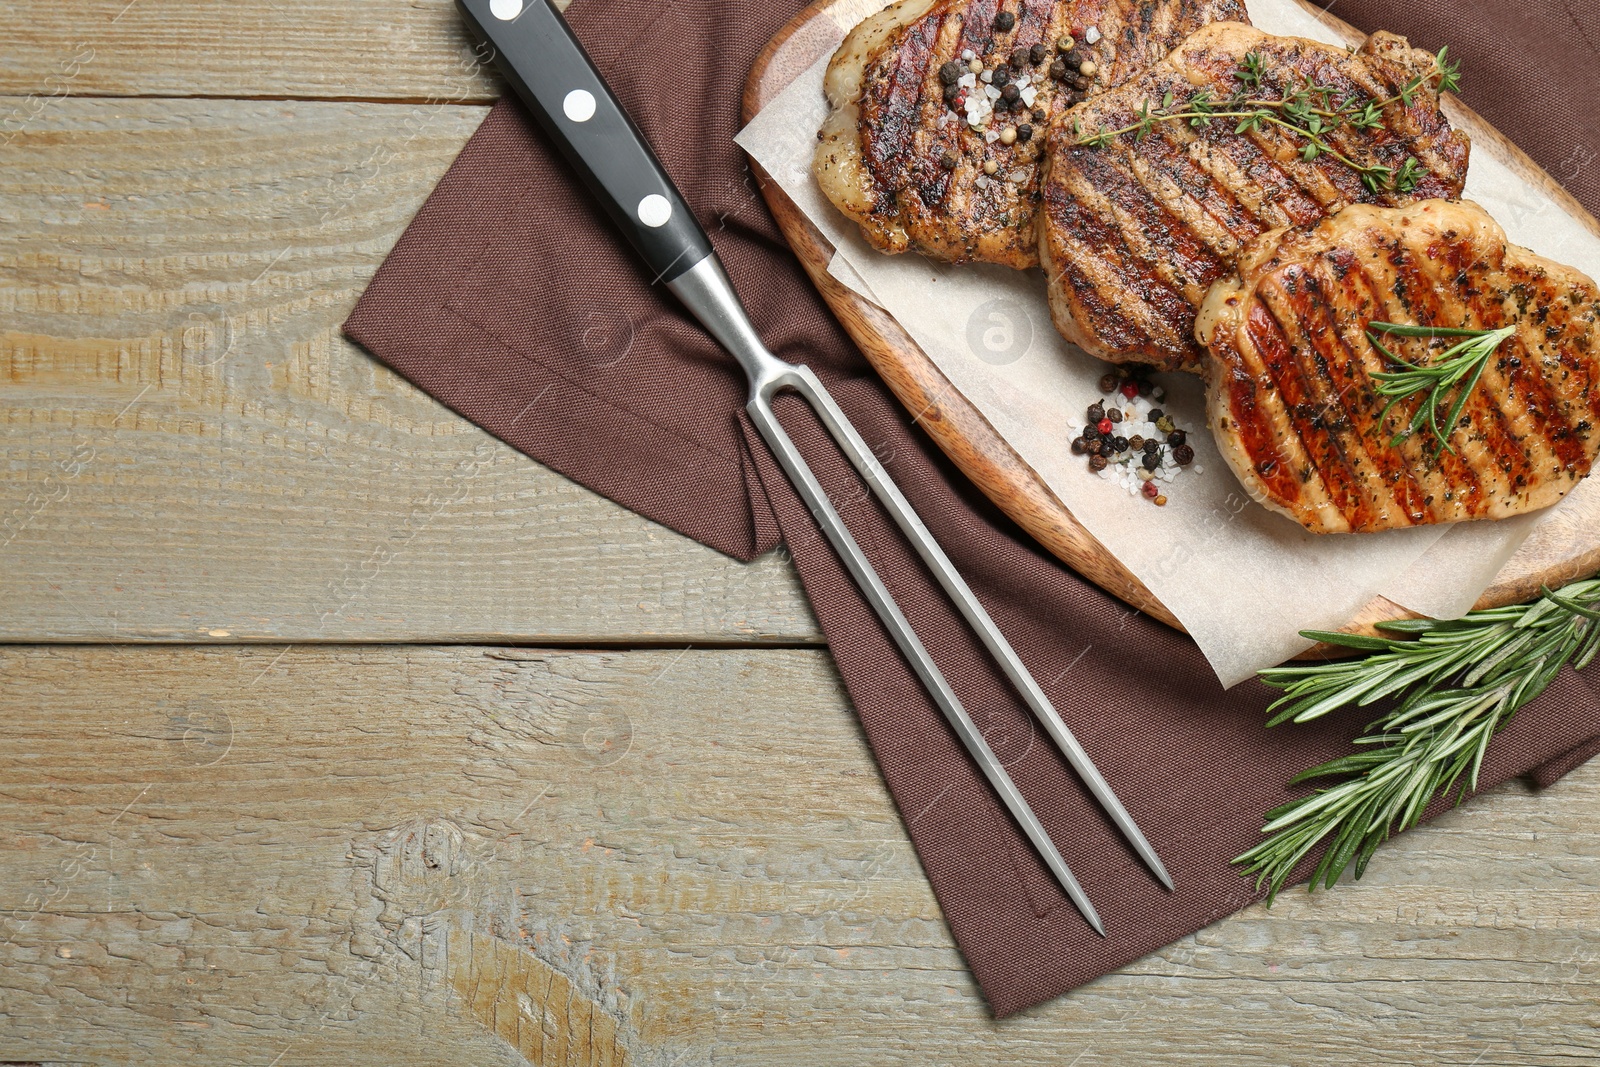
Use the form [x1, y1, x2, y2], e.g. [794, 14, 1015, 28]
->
[814, 0, 1249, 269]
[1039, 22, 1470, 370]
[1196, 200, 1600, 534]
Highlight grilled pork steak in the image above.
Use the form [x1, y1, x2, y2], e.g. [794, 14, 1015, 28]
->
[815, 0, 1248, 268]
[1197, 200, 1600, 534]
[1040, 23, 1470, 370]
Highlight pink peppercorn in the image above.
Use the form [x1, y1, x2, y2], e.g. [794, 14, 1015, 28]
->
[1097, 418, 1113, 434]
[1142, 481, 1160, 499]
[1120, 381, 1139, 399]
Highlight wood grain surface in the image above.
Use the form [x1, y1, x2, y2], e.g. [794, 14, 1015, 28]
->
[5, 0, 1600, 1062]
[743, 0, 1600, 638]
[0, 97, 816, 645]
[2, 645, 1599, 1066]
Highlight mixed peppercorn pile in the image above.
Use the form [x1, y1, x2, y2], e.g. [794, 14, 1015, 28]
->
[1067, 367, 1198, 506]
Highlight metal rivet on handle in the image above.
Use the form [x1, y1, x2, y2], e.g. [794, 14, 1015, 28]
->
[637, 195, 672, 228]
[489, 0, 522, 20]
[563, 89, 596, 123]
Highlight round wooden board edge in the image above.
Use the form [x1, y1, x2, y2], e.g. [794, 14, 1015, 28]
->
[740, 0, 1600, 654]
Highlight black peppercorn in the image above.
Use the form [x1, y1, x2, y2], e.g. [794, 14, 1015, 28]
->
[1070, 437, 1088, 455]
[994, 10, 1015, 31]
[1072, 74, 1093, 91]
[1137, 379, 1154, 397]
[1107, 407, 1122, 424]
[1011, 47, 1030, 69]
[1032, 108, 1046, 123]
[992, 65, 1011, 86]
[1173, 444, 1195, 466]
[1142, 452, 1161, 471]
[1064, 89, 1085, 106]
[940, 150, 958, 170]
[1050, 58, 1069, 80]
[1030, 43, 1047, 65]
[1082, 426, 1100, 442]
[1143, 438, 1159, 455]
[1098, 373, 1118, 394]
[943, 81, 961, 102]
[1086, 402, 1105, 422]
[1112, 436, 1130, 453]
[1129, 435, 1146, 451]
[1147, 408, 1164, 420]
[1167, 429, 1187, 447]
[939, 61, 963, 85]
[1089, 454, 1108, 472]
[1099, 440, 1116, 458]
[1016, 123, 1033, 143]
[1001, 83, 1021, 103]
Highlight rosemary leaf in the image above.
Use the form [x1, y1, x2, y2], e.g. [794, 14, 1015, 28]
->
[1235, 577, 1600, 903]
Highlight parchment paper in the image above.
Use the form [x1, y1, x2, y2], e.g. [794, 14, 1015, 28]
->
[736, 0, 1600, 685]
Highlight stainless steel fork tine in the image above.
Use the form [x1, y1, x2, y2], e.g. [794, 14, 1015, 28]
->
[795, 365, 1174, 893]
[744, 373, 1106, 935]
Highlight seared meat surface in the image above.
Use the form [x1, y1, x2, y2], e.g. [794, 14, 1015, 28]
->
[1197, 200, 1600, 534]
[1040, 23, 1470, 370]
[815, 0, 1248, 268]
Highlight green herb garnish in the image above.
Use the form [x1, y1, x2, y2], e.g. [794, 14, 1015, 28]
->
[1367, 321, 1517, 457]
[1074, 47, 1460, 195]
[1234, 577, 1600, 902]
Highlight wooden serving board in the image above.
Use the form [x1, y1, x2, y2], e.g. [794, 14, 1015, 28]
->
[742, 0, 1600, 639]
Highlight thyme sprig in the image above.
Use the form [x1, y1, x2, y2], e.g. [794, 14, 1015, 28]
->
[1073, 46, 1461, 194]
[1368, 322, 1517, 457]
[1234, 576, 1600, 902]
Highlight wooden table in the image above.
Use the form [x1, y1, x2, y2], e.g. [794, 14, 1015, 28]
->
[3, 3, 1599, 1063]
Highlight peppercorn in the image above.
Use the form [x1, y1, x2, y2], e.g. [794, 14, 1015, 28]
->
[1142, 480, 1160, 499]
[1154, 495, 1168, 506]
[1072, 75, 1093, 91]
[1173, 444, 1195, 465]
[1129, 435, 1145, 451]
[1078, 59, 1098, 77]
[1032, 108, 1046, 123]
[1001, 83, 1021, 103]
[1137, 378, 1154, 397]
[1143, 438, 1159, 455]
[1011, 47, 1030, 70]
[1070, 437, 1088, 455]
[1120, 381, 1139, 400]
[1086, 402, 1105, 422]
[1166, 429, 1186, 447]
[1016, 123, 1033, 143]
[1147, 408, 1164, 420]
[1155, 415, 1175, 433]
[1112, 436, 1130, 453]
[1050, 58, 1069, 80]
[1089, 454, 1108, 471]
[993, 65, 1011, 86]
[939, 61, 963, 85]
[1030, 43, 1047, 65]
[994, 10, 1015, 31]
[940, 151, 958, 170]
[1057, 34, 1075, 50]
[1096, 417, 1113, 434]
[1106, 407, 1122, 424]
[968, 57, 984, 73]
[943, 81, 961, 103]
[1064, 90, 1085, 106]
[1142, 452, 1161, 471]
[1099, 440, 1116, 458]
[983, 159, 998, 175]
[1082, 425, 1100, 442]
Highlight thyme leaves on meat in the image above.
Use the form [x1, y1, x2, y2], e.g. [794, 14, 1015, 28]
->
[1234, 576, 1600, 902]
[1071, 46, 1460, 194]
[1367, 321, 1517, 457]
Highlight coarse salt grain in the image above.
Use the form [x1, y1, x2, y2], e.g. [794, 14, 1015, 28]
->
[1085, 25, 1101, 44]
[961, 48, 975, 60]
[958, 72, 976, 88]
[1009, 167, 1029, 182]
[1021, 86, 1037, 106]
[980, 69, 994, 83]
[985, 84, 1002, 100]
[985, 129, 1001, 143]
[975, 174, 991, 189]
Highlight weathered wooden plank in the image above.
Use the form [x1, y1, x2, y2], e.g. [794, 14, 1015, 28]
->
[2, 0, 501, 104]
[0, 97, 818, 643]
[1, 644, 1597, 1065]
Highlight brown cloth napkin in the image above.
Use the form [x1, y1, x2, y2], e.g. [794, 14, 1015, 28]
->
[344, 0, 1600, 1016]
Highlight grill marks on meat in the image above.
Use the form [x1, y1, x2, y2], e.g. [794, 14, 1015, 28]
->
[1197, 200, 1600, 534]
[814, 0, 1248, 268]
[1039, 23, 1470, 370]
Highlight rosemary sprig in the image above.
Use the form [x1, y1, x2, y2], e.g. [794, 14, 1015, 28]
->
[1234, 576, 1600, 902]
[1073, 45, 1460, 195]
[1368, 322, 1516, 457]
